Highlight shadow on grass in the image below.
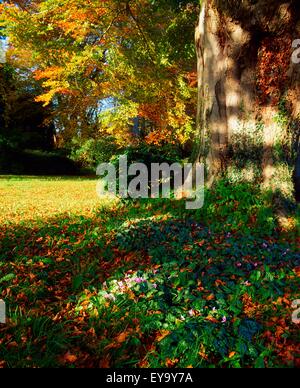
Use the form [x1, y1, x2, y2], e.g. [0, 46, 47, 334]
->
[0, 187, 299, 367]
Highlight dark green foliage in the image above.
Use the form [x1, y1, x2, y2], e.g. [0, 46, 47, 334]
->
[69, 136, 121, 168]
[0, 64, 54, 152]
[0, 148, 80, 175]
[111, 142, 183, 178]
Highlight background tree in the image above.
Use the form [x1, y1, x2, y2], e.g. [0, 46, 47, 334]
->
[1, 0, 198, 149]
[0, 61, 54, 151]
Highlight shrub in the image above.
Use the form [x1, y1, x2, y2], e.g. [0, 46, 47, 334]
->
[108, 142, 184, 197]
[111, 142, 182, 170]
[69, 137, 120, 168]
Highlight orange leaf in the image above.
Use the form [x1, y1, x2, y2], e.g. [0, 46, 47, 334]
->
[196, 240, 205, 247]
[115, 331, 129, 344]
[206, 294, 215, 301]
[165, 358, 179, 367]
[157, 330, 170, 342]
[205, 315, 218, 323]
[63, 352, 77, 363]
[99, 356, 110, 368]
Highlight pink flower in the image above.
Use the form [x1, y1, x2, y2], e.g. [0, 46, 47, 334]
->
[222, 316, 227, 323]
[117, 281, 126, 291]
[134, 277, 145, 283]
[103, 293, 116, 302]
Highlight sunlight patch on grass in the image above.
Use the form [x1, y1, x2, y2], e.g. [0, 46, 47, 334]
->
[0, 176, 105, 224]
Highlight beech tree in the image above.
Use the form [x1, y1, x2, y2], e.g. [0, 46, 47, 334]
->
[194, 0, 300, 200]
[1, 0, 300, 200]
[0, 0, 198, 146]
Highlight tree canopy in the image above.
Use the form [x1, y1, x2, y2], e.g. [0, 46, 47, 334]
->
[1, 0, 199, 146]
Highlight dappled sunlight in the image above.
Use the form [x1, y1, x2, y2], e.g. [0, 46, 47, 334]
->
[0, 176, 299, 367]
[1, 0, 300, 370]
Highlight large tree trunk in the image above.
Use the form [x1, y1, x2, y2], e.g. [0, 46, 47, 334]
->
[195, 0, 300, 198]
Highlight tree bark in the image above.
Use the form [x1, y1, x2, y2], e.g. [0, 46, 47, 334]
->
[195, 0, 300, 195]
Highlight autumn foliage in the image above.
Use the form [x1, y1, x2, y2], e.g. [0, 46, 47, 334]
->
[1, 0, 197, 146]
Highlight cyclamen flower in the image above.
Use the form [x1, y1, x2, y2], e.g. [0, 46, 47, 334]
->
[222, 316, 227, 323]
[103, 293, 116, 302]
[124, 276, 132, 285]
[117, 281, 126, 291]
[134, 277, 146, 284]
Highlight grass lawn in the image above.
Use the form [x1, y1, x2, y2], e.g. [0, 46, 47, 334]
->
[0, 176, 299, 368]
[0, 175, 100, 224]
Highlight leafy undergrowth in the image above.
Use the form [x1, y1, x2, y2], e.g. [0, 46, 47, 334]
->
[0, 177, 299, 368]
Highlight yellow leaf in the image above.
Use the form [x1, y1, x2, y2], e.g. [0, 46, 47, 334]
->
[157, 330, 170, 342]
[165, 358, 179, 367]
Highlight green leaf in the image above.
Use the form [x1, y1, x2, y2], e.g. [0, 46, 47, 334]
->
[72, 274, 83, 291]
[0, 273, 15, 284]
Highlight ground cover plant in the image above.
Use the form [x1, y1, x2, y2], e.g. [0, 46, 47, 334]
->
[0, 176, 299, 368]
